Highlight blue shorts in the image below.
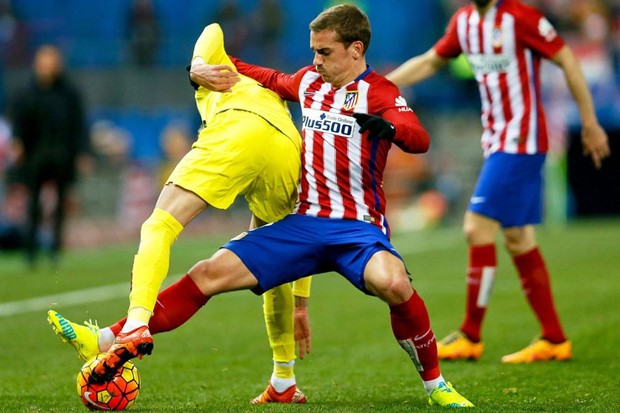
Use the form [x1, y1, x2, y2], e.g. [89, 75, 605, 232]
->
[223, 214, 403, 295]
[469, 152, 546, 227]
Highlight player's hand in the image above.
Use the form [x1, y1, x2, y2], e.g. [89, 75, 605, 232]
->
[189, 63, 240, 92]
[581, 122, 610, 169]
[352, 113, 396, 141]
[294, 297, 311, 360]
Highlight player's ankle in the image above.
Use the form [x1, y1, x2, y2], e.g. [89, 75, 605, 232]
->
[270, 375, 296, 393]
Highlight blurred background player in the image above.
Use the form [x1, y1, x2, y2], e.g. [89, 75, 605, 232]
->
[387, 0, 610, 363]
[64, 4, 474, 408]
[8, 44, 90, 268]
[49, 22, 311, 404]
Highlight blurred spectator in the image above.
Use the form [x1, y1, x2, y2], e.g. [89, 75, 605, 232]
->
[0, 0, 15, 111]
[158, 123, 192, 188]
[213, 0, 248, 57]
[8, 44, 90, 267]
[252, 0, 284, 66]
[0, 115, 26, 250]
[126, 0, 160, 67]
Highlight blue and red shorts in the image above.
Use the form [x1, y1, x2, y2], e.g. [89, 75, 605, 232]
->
[469, 152, 546, 227]
[223, 214, 403, 295]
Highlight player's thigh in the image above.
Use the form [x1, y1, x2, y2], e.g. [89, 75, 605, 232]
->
[189, 248, 259, 296]
[167, 111, 274, 211]
[245, 128, 301, 223]
[154, 184, 209, 226]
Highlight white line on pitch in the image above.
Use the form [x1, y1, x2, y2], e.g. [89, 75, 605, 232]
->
[0, 229, 461, 317]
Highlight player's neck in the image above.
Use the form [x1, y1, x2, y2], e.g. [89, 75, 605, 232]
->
[474, 0, 499, 15]
[330, 60, 367, 89]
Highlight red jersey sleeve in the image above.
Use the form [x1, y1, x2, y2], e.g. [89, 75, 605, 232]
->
[514, 4, 564, 59]
[434, 9, 465, 59]
[371, 77, 429, 154]
[230, 56, 304, 102]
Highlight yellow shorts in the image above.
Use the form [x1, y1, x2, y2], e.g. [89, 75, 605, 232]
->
[167, 109, 301, 223]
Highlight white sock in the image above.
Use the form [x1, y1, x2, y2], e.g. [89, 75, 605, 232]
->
[271, 361, 296, 392]
[271, 375, 296, 393]
[120, 319, 148, 334]
[423, 374, 446, 395]
[98, 327, 115, 352]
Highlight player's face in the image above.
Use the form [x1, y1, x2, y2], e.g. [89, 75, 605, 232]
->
[310, 29, 361, 89]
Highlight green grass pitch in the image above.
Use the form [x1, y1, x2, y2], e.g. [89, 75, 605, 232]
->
[1, 218, 619, 412]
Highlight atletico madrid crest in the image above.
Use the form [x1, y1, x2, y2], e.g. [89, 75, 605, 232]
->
[343, 91, 359, 111]
[492, 27, 503, 48]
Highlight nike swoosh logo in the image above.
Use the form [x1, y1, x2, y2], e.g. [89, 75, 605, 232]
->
[414, 327, 432, 341]
[83, 391, 107, 410]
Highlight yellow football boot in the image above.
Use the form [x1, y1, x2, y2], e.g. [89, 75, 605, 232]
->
[47, 310, 100, 361]
[437, 331, 484, 360]
[501, 337, 572, 363]
[428, 382, 474, 408]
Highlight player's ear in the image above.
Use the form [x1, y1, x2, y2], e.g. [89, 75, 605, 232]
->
[352, 40, 364, 59]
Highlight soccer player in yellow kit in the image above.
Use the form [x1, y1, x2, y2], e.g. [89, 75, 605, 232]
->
[48, 23, 309, 403]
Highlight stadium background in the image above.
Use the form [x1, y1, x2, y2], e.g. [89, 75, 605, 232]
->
[0, 0, 618, 250]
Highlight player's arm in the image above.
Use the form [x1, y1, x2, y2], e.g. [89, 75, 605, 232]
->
[292, 277, 312, 359]
[353, 108, 429, 154]
[552, 45, 610, 168]
[189, 59, 239, 92]
[385, 108, 430, 154]
[385, 48, 448, 88]
[354, 79, 430, 154]
[230, 56, 301, 102]
[188, 23, 240, 92]
[188, 24, 240, 92]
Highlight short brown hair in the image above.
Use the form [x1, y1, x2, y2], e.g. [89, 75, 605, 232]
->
[309, 3, 371, 54]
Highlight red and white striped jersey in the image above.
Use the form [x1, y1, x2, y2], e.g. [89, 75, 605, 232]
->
[435, 0, 564, 156]
[232, 59, 429, 235]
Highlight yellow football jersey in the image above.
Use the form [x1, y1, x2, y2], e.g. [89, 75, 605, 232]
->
[192, 23, 300, 149]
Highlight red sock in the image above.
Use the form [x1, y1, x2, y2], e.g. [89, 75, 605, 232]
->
[109, 274, 210, 335]
[513, 248, 566, 343]
[460, 244, 496, 343]
[390, 291, 440, 381]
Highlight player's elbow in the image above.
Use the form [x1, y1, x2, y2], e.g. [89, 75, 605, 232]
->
[408, 128, 431, 154]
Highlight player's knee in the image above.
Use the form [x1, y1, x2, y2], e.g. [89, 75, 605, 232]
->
[370, 274, 412, 305]
[187, 259, 213, 294]
[503, 227, 533, 256]
[140, 209, 183, 240]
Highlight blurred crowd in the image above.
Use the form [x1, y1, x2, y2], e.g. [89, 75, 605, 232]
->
[0, 0, 618, 260]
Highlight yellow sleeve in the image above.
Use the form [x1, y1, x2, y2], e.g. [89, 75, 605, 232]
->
[192, 23, 234, 67]
[292, 276, 312, 298]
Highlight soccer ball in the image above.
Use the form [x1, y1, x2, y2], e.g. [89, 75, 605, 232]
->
[76, 354, 141, 411]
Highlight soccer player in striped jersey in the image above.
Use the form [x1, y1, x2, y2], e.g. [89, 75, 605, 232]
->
[48, 22, 312, 403]
[204, 4, 473, 406]
[387, 0, 610, 363]
[51, 4, 473, 408]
